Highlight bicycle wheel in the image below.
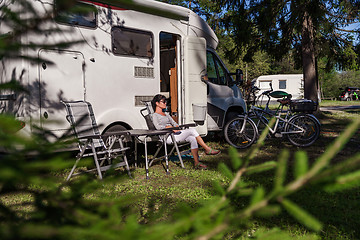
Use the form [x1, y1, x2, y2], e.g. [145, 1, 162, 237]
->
[224, 116, 258, 149]
[285, 114, 320, 147]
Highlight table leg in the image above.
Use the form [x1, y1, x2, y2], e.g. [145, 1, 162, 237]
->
[164, 139, 170, 175]
[144, 138, 149, 179]
[134, 138, 138, 168]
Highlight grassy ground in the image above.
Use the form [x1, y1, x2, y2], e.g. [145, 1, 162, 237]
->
[100, 104, 360, 238]
[319, 100, 360, 107]
[1, 102, 359, 239]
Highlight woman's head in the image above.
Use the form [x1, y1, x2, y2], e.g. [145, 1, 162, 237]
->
[151, 94, 166, 111]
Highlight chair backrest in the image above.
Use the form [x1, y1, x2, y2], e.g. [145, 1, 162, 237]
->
[62, 100, 105, 148]
[140, 101, 163, 141]
[140, 101, 156, 130]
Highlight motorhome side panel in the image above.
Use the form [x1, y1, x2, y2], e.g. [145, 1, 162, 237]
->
[30, 1, 199, 136]
[2, 0, 213, 138]
[81, 9, 191, 133]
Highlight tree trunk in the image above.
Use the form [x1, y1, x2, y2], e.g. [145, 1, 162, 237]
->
[301, 11, 318, 102]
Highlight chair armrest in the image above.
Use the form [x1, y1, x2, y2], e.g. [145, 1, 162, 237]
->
[77, 134, 103, 140]
[78, 131, 130, 140]
[165, 123, 197, 131]
[101, 131, 130, 137]
[178, 123, 197, 129]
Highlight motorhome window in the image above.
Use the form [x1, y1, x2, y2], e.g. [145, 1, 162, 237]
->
[206, 51, 229, 85]
[259, 80, 272, 89]
[112, 27, 153, 58]
[279, 80, 286, 89]
[215, 58, 228, 85]
[55, 1, 97, 28]
[206, 52, 218, 83]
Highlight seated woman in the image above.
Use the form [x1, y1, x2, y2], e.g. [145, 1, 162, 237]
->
[151, 94, 220, 169]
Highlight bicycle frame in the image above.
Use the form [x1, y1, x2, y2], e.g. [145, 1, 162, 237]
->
[249, 105, 305, 136]
[225, 83, 321, 148]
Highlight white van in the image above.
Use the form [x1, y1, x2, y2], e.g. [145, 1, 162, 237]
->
[0, 0, 246, 139]
[254, 74, 304, 99]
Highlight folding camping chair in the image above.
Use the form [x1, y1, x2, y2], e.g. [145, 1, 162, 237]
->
[62, 100, 131, 180]
[140, 101, 196, 169]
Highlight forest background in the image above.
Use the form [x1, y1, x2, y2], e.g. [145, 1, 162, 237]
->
[159, 0, 360, 100]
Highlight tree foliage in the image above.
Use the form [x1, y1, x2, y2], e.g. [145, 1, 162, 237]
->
[218, 0, 360, 101]
[165, 0, 360, 101]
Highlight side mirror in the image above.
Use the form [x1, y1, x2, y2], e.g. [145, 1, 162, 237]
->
[229, 69, 243, 85]
[235, 69, 243, 85]
[229, 69, 243, 86]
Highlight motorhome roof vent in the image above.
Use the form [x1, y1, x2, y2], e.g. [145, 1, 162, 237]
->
[134, 66, 154, 78]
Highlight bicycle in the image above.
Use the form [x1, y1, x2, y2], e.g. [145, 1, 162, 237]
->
[224, 83, 321, 148]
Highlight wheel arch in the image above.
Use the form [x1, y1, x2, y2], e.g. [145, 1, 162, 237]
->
[102, 121, 133, 135]
[224, 106, 245, 125]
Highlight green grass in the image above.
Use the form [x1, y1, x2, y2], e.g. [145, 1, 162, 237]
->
[1, 107, 359, 239]
[320, 100, 360, 107]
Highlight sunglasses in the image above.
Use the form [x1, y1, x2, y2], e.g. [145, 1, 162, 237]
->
[159, 100, 166, 104]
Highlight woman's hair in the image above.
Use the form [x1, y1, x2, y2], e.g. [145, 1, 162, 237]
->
[151, 94, 166, 111]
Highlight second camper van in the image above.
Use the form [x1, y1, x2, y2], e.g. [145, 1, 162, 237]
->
[254, 74, 304, 100]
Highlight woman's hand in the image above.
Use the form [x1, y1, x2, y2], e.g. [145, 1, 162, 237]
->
[165, 125, 180, 133]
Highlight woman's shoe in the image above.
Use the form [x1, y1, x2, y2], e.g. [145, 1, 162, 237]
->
[205, 148, 221, 155]
[195, 162, 207, 170]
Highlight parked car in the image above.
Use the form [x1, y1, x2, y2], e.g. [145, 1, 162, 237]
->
[339, 87, 360, 101]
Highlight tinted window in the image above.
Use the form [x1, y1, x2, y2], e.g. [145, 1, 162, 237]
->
[206, 51, 229, 85]
[279, 80, 286, 89]
[55, 1, 97, 28]
[112, 27, 153, 58]
[206, 52, 218, 83]
[215, 59, 227, 85]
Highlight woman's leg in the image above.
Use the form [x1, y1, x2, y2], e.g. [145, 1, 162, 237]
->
[191, 148, 200, 165]
[166, 128, 220, 160]
[169, 129, 212, 151]
[195, 136, 211, 152]
[167, 129, 199, 149]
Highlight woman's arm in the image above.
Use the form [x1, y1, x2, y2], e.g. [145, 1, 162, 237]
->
[166, 113, 179, 127]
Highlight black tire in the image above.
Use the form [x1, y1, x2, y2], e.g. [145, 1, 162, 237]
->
[103, 124, 132, 146]
[285, 114, 320, 147]
[103, 124, 134, 163]
[221, 111, 242, 138]
[224, 116, 258, 149]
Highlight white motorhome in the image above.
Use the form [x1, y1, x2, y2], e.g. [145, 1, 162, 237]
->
[0, 0, 246, 139]
[254, 74, 304, 99]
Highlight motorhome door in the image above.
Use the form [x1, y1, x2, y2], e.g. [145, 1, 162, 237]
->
[38, 49, 85, 136]
[183, 36, 208, 136]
